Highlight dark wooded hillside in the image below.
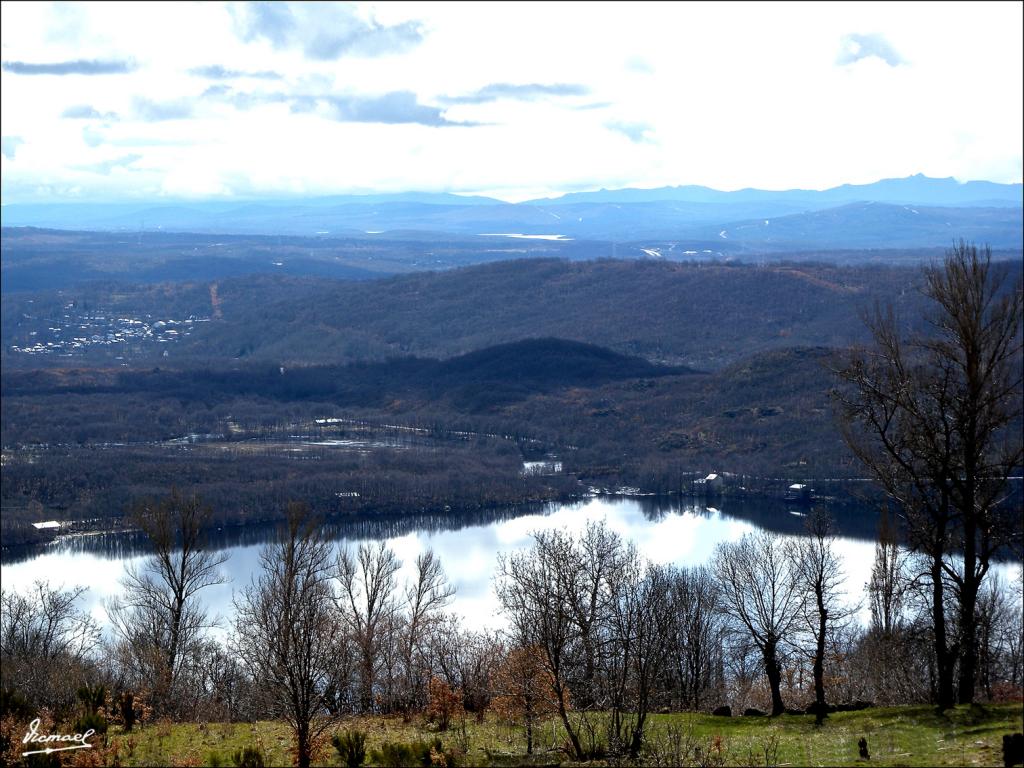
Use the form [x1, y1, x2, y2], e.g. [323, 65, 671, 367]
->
[11, 258, 1008, 371]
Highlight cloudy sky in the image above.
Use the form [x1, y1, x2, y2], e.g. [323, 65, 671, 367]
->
[1, 1, 1021, 203]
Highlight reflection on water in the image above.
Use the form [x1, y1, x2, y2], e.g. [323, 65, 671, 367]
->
[0, 496, 880, 566]
[3, 496, 1018, 634]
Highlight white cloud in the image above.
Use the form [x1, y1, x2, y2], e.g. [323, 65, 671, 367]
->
[230, 1, 426, 60]
[0, 1, 1020, 202]
[836, 32, 905, 67]
[1, 135, 25, 159]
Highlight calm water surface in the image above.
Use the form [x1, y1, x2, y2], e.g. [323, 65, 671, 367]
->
[4, 497, 1018, 635]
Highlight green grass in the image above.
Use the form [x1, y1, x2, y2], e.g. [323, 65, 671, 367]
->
[95, 703, 1023, 767]
[646, 704, 1024, 767]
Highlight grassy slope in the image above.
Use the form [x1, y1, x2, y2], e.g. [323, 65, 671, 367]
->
[98, 704, 1023, 767]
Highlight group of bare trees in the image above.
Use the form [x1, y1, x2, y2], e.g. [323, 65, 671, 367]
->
[491, 517, 855, 759]
[2, 498, 1022, 765]
[494, 513, 1021, 758]
[0, 493, 473, 767]
[333, 538, 455, 716]
[717, 240, 1023, 718]
[662, 564, 724, 713]
[0, 582, 101, 718]
[230, 503, 475, 767]
[495, 520, 673, 760]
[849, 508, 1024, 708]
[833, 241, 1022, 708]
[493, 240, 1021, 737]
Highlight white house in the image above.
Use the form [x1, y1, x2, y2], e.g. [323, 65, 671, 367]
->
[695, 473, 724, 494]
[785, 483, 812, 502]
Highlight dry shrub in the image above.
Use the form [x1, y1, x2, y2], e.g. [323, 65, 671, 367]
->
[425, 678, 464, 731]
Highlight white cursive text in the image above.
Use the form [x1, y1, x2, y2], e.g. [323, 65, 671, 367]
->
[21, 718, 95, 756]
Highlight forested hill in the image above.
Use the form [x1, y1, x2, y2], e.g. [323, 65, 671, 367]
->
[2, 338, 688, 412]
[207, 259, 933, 370]
[0, 257, 1005, 372]
[6, 257, 972, 372]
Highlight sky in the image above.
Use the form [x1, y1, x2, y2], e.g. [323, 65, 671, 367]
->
[1, 1, 1021, 203]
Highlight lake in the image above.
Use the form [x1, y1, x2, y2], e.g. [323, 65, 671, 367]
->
[3, 496, 1019, 636]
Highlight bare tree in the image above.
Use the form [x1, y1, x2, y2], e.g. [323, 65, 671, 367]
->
[792, 509, 854, 724]
[975, 573, 1024, 700]
[496, 527, 584, 759]
[194, 639, 254, 722]
[108, 489, 227, 715]
[713, 530, 805, 716]
[833, 241, 1022, 706]
[664, 565, 725, 711]
[1, 582, 99, 665]
[1, 581, 101, 715]
[399, 550, 455, 714]
[233, 503, 340, 768]
[336, 540, 401, 712]
[867, 508, 908, 638]
[566, 521, 621, 709]
[833, 299, 957, 708]
[430, 615, 501, 719]
[604, 555, 671, 758]
[858, 507, 915, 703]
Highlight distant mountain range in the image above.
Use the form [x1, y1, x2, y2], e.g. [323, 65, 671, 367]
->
[2, 174, 1021, 251]
[523, 173, 1023, 207]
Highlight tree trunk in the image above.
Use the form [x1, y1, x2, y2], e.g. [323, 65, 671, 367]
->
[296, 723, 311, 768]
[814, 602, 827, 725]
[579, 630, 597, 709]
[689, 645, 703, 711]
[958, 515, 979, 704]
[629, 711, 647, 758]
[958, 587, 979, 703]
[763, 642, 785, 716]
[360, 653, 374, 712]
[979, 606, 997, 701]
[554, 686, 584, 759]
[931, 555, 956, 710]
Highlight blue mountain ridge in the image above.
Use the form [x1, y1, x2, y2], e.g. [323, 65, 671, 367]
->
[2, 175, 1020, 250]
